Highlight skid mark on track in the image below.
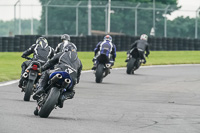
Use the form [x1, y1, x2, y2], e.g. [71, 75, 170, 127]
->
[137, 120, 159, 129]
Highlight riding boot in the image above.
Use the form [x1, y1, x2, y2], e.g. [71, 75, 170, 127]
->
[58, 90, 75, 108]
[125, 54, 130, 62]
[92, 58, 97, 70]
[92, 63, 97, 70]
[18, 76, 25, 89]
[18, 64, 27, 88]
[32, 71, 49, 100]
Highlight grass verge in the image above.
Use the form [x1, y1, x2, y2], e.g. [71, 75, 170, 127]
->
[0, 51, 200, 82]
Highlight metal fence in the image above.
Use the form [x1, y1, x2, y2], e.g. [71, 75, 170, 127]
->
[1, 1, 200, 39]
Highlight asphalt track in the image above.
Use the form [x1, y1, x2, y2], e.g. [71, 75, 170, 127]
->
[1, 64, 200, 133]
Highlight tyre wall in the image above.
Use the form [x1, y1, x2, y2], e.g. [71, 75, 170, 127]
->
[0, 35, 200, 52]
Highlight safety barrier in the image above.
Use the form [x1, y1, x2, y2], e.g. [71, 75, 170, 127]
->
[0, 35, 200, 52]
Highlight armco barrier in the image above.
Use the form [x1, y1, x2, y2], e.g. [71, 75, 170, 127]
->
[0, 35, 200, 52]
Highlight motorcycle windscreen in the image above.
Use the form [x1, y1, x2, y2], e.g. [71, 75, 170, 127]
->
[49, 71, 73, 88]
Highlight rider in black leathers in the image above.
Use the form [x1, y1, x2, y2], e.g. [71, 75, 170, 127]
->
[126, 34, 150, 63]
[18, 37, 54, 89]
[33, 46, 82, 108]
[55, 34, 77, 54]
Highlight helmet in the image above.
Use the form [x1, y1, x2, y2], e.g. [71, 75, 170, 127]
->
[140, 34, 148, 41]
[104, 35, 112, 42]
[36, 37, 48, 48]
[61, 34, 70, 41]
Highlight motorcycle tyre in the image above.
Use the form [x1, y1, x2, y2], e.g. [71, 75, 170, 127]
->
[95, 64, 104, 83]
[38, 87, 60, 118]
[126, 58, 136, 74]
[24, 80, 34, 101]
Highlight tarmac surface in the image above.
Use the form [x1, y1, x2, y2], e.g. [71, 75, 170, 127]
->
[1, 64, 200, 133]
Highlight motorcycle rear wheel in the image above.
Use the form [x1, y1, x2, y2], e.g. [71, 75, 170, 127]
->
[24, 80, 34, 101]
[126, 58, 136, 74]
[95, 64, 104, 83]
[38, 87, 60, 118]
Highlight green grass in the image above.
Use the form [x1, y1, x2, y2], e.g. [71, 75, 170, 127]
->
[0, 51, 200, 82]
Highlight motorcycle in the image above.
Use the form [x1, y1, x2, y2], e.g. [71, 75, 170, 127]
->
[22, 57, 42, 101]
[95, 50, 112, 83]
[126, 48, 145, 74]
[34, 71, 72, 118]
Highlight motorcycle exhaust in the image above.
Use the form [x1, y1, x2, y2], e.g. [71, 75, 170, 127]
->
[55, 74, 62, 79]
[65, 78, 71, 84]
[62, 78, 71, 88]
[106, 64, 111, 68]
[140, 59, 145, 63]
[50, 74, 62, 83]
[22, 72, 28, 78]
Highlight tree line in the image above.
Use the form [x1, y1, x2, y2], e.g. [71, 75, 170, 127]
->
[0, 0, 200, 39]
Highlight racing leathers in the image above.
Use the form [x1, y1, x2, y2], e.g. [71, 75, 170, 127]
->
[19, 43, 54, 88]
[55, 40, 77, 54]
[33, 51, 82, 107]
[126, 39, 150, 63]
[92, 40, 116, 70]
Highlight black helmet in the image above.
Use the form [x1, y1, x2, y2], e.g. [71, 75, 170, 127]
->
[36, 37, 48, 48]
[61, 34, 70, 41]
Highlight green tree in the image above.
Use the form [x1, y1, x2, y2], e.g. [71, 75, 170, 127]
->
[167, 17, 199, 38]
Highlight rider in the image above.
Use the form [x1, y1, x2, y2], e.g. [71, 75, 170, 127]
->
[33, 46, 82, 108]
[125, 34, 150, 63]
[18, 37, 54, 89]
[92, 35, 116, 70]
[55, 34, 77, 54]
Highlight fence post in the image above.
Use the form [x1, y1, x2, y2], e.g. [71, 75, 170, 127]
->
[107, 0, 111, 33]
[164, 5, 170, 37]
[105, 3, 108, 33]
[45, 0, 51, 36]
[195, 7, 200, 39]
[153, 0, 155, 36]
[135, 3, 140, 36]
[88, 0, 92, 35]
[76, 2, 81, 36]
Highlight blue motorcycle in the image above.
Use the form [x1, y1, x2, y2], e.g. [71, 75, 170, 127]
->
[34, 71, 72, 118]
[95, 48, 113, 83]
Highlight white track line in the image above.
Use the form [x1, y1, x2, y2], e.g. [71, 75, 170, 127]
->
[0, 79, 19, 87]
[1, 64, 199, 87]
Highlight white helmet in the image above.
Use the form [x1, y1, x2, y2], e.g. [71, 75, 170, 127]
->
[140, 34, 148, 41]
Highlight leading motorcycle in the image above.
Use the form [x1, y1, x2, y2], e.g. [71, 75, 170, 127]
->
[126, 48, 145, 74]
[34, 71, 72, 118]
